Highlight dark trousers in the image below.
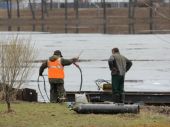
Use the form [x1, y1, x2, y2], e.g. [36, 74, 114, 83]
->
[50, 83, 65, 103]
[111, 75, 125, 103]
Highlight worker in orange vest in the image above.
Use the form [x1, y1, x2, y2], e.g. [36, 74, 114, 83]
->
[39, 50, 78, 103]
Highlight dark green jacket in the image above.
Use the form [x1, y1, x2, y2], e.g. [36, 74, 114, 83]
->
[39, 55, 75, 83]
[108, 53, 132, 76]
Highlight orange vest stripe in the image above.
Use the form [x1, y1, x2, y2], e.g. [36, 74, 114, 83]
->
[48, 59, 64, 79]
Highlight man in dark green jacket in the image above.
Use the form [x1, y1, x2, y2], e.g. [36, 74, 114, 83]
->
[39, 50, 78, 103]
[108, 48, 132, 103]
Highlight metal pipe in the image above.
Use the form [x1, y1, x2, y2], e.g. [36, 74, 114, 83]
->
[65, 0, 68, 33]
[73, 103, 140, 114]
[149, 0, 153, 33]
[75, 0, 79, 33]
[103, 0, 107, 34]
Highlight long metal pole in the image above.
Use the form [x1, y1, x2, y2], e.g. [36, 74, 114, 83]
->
[149, 0, 153, 34]
[132, 0, 136, 34]
[65, 0, 68, 33]
[41, 0, 45, 32]
[103, 0, 106, 34]
[128, 0, 132, 34]
[75, 0, 79, 33]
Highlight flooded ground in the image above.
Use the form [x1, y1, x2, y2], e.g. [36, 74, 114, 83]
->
[0, 32, 170, 101]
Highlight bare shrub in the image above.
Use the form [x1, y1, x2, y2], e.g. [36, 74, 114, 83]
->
[0, 36, 36, 112]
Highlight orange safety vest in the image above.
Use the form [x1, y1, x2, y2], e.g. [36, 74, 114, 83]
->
[48, 58, 64, 79]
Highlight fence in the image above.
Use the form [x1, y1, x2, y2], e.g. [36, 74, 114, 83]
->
[0, 0, 170, 34]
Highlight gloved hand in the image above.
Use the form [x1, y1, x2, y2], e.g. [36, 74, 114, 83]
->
[72, 57, 79, 63]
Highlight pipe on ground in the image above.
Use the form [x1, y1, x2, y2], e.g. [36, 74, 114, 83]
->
[73, 103, 140, 114]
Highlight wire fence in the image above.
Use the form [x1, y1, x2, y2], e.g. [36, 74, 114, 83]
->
[0, 0, 170, 34]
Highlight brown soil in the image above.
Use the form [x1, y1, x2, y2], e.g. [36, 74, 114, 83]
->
[141, 105, 170, 116]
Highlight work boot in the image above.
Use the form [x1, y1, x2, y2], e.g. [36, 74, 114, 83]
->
[115, 93, 120, 103]
[112, 94, 117, 103]
[120, 93, 125, 104]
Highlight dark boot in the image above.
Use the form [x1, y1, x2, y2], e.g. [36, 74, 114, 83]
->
[120, 93, 125, 104]
[115, 93, 120, 103]
[112, 94, 116, 103]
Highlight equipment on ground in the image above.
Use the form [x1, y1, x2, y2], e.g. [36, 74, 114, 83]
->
[95, 79, 112, 91]
[72, 75, 140, 114]
[73, 62, 89, 104]
[73, 103, 139, 114]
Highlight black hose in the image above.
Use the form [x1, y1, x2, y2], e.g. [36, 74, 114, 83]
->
[37, 76, 45, 102]
[42, 75, 50, 101]
[73, 63, 83, 92]
[37, 75, 50, 102]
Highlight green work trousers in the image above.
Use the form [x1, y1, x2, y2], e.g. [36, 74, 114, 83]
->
[111, 75, 125, 103]
[50, 83, 65, 103]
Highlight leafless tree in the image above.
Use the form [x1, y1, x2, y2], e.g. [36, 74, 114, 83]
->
[5, 0, 12, 30]
[29, 0, 36, 20]
[6, 0, 12, 19]
[29, 0, 36, 31]
[50, 0, 53, 10]
[0, 37, 36, 112]
[16, 0, 21, 31]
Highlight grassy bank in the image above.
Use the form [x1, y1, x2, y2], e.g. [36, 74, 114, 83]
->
[0, 102, 170, 127]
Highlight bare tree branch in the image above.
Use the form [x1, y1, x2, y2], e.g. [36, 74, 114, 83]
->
[0, 36, 36, 112]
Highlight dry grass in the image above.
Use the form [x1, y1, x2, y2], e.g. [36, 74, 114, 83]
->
[0, 102, 170, 127]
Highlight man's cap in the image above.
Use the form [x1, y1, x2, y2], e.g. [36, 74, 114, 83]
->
[54, 50, 63, 57]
